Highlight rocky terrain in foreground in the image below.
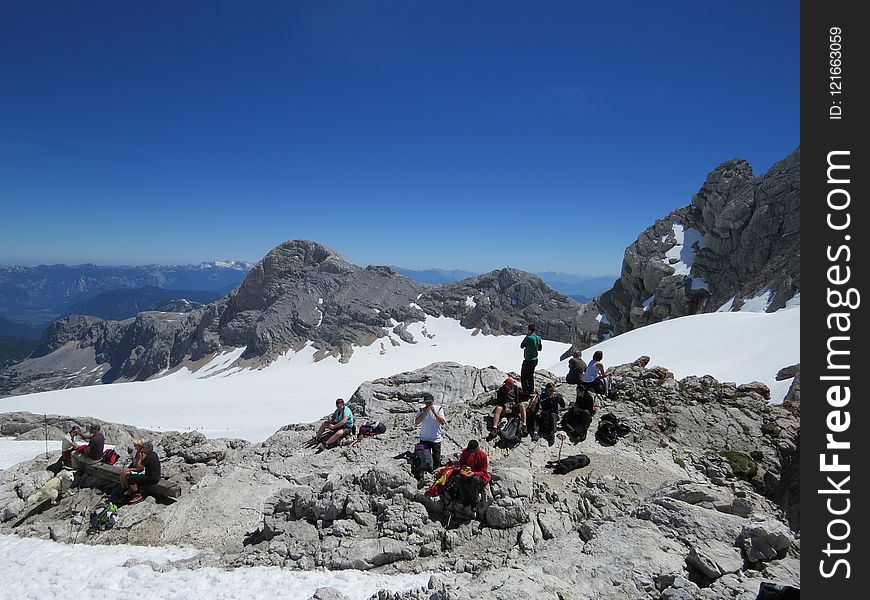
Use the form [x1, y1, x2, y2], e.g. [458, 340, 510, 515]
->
[1, 358, 800, 599]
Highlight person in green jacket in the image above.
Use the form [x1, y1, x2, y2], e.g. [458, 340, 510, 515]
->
[520, 324, 542, 393]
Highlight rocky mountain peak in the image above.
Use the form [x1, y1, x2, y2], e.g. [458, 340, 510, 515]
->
[599, 148, 799, 335]
[2, 243, 607, 396]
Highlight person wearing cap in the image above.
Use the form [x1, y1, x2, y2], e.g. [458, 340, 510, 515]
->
[313, 398, 355, 448]
[72, 423, 105, 469]
[415, 392, 446, 469]
[487, 377, 528, 440]
[520, 324, 542, 393]
[455, 439, 491, 507]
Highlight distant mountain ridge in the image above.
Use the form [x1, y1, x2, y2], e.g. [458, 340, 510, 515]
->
[0, 241, 603, 396]
[395, 267, 615, 299]
[63, 286, 229, 321]
[0, 260, 254, 329]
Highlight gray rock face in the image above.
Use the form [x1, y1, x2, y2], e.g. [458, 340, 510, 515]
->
[599, 149, 800, 334]
[1, 357, 800, 598]
[2, 242, 601, 397]
[418, 268, 606, 349]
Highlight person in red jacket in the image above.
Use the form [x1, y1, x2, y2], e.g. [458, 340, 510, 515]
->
[456, 439, 491, 507]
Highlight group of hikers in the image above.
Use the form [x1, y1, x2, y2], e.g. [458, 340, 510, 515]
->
[55, 423, 161, 505]
[487, 324, 613, 445]
[310, 323, 614, 513]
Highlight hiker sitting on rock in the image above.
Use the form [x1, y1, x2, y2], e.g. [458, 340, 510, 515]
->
[528, 383, 565, 445]
[120, 439, 160, 504]
[487, 377, 528, 441]
[60, 425, 82, 469]
[415, 392, 446, 469]
[313, 398, 355, 448]
[582, 350, 613, 396]
[71, 423, 105, 470]
[565, 350, 587, 385]
[455, 439, 491, 507]
[560, 385, 597, 444]
[119, 438, 145, 491]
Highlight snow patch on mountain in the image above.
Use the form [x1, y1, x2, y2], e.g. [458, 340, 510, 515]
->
[548, 304, 800, 403]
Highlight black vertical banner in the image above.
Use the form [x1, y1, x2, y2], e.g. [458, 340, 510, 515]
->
[801, 0, 868, 597]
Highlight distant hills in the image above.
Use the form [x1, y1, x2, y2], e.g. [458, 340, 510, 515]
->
[0, 260, 254, 333]
[64, 286, 227, 321]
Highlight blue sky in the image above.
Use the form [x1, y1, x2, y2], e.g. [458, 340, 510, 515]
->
[0, 1, 798, 276]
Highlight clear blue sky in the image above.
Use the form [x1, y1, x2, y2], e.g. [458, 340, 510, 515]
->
[0, 1, 798, 276]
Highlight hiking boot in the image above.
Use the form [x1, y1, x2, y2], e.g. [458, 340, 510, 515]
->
[521, 425, 529, 437]
[531, 432, 539, 442]
[128, 492, 144, 505]
[486, 430, 498, 442]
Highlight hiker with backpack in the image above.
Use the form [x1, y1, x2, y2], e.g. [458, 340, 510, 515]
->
[454, 439, 491, 507]
[120, 439, 160, 504]
[520, 324, 542, 393]
[415, 392, 446, 469]
[312, 398, 355, 449]
[582, 350, 613, 396]
[529, 383, 565, 445]
[487, 377, 528, 441]
[71, 424, 105, 470]
[560, 385, 597, 444]
[565, 350, 587, 385]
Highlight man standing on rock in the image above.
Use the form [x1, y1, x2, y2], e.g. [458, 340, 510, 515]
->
[520, 324, 542, 394]
[415, 392, 446, 468]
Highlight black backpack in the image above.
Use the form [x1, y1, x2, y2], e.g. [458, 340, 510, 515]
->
[499, 417, 522, 446]
[411, 443, 434, 476]
[358, 420, 387, 437]
[596, 418, 619, 446]
[596, 413, 631, 446]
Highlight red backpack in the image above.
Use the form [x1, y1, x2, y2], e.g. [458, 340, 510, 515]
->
[101, 448, 120, 465]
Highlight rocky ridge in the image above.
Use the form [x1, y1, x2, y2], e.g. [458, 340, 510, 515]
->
[599, 149, 800, 335]
[1, 358, 800, 599]
[1, 241, 600, 397]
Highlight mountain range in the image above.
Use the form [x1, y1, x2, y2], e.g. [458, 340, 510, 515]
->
[0, 260, 254, 334]
[0, 149, 802, 599]
[0, 149, 799, 400]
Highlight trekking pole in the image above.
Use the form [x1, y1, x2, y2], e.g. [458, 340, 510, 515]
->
[70, 498, 94, 546]
[66, 495, 83, 544]
[556, 432, 566, 463]
[44, 414, 48, 459]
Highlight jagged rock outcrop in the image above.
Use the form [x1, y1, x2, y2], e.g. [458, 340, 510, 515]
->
[600, 149, 800, 334]
[1, 358, 799, 599]
[2, 241, 601, 397]
[417, 268, 604, 349]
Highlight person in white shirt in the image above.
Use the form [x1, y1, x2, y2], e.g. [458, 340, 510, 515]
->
[582, 350, 613, 396]
[415, 392, 446, 468]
